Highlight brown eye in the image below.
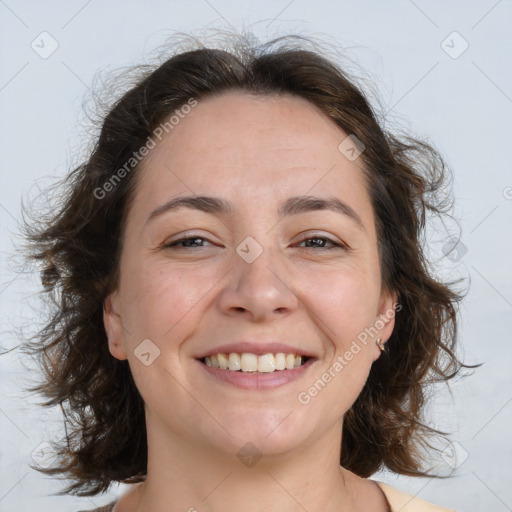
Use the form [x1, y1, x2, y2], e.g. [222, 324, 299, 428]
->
[295, 234, 347, 250]
[164, 236, 213, 249]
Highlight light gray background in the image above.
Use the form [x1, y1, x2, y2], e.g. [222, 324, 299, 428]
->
[1, 1, 511, 511]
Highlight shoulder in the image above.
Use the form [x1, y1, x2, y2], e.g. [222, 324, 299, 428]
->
[372, 481, 458, 512]
[76, 501, 117, 512]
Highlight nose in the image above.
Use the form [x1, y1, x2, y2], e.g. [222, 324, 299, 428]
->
[216, 243, 299, 322]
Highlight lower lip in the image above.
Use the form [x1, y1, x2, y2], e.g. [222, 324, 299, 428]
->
[196, 358, 316, 390]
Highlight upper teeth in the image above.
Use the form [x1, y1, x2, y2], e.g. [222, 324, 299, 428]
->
[203, 353, 305, 372]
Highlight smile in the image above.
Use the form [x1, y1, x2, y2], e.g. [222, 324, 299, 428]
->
[196, 353, 317, 390]
[200, 352, 311, 373]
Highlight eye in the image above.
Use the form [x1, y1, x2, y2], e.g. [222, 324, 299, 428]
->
[162, 234, 348, 251]
[295, 234, 347, 250]
[163, 236, 214, 249]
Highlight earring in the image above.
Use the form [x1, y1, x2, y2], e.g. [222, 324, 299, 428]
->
[376, 338, 386, 352]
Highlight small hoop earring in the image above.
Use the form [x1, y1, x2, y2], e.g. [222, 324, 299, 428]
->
[376, 338, 386, 352]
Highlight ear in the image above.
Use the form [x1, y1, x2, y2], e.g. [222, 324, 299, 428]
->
[103, 291, 128, 361]
[372, 289, 399, 361]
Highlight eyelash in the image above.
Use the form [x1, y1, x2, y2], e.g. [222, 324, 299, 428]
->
[164, 234, 347, 251]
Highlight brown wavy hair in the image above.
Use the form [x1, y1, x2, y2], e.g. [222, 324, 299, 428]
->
[20, 31, 477, 496]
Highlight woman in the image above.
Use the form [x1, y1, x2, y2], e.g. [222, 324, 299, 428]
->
[23, 33, 472, 511]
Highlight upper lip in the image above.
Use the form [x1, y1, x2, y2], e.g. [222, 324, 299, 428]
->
[195, 341, 317, 359]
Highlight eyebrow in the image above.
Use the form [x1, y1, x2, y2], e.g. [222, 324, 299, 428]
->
[145, 194, 365, 231]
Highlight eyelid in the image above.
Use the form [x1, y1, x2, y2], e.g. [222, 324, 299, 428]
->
[164, 230, 218, 244]
[161, 230, 350, 251]
[162, 233, 216, 249]
[296, 231, 349, 248]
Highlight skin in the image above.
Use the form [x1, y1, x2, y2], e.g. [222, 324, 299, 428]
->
[104, 91, 397, 512]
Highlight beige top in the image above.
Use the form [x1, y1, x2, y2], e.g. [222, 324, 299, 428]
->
[373, 480, 457, 511]
[78, 481, 457, 512]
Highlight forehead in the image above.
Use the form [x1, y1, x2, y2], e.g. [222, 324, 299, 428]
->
[133, 90, 371, 221]
[148, 91, 350, 170]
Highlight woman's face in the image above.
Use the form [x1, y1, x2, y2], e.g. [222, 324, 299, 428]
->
[105, 91, 397, 457]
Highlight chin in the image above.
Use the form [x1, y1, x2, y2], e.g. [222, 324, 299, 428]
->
[211, 409, 312, 457]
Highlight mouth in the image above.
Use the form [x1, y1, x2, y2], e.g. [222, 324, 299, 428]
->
[196, 352, 317, 390]
[197, 352, 314, 373]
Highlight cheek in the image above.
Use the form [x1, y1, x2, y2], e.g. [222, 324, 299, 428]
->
[298, 270, 377, 421]
[118, 263, 210, 415]
[300, 264, 380, 346]
[121, 260, 211, 341]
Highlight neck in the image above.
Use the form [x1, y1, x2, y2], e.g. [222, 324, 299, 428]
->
[127, 415, 362, 512]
